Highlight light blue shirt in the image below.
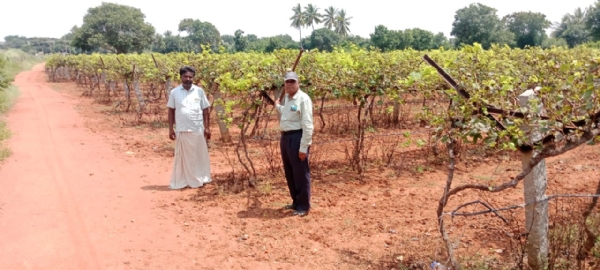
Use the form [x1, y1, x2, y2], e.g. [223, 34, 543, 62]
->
[276, 89, 314, 153]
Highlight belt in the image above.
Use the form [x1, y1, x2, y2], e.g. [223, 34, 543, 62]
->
[281, 129, 302, 135]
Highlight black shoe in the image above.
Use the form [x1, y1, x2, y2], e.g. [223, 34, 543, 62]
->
[283, 204, 295, 210]
[292, 210, 308, 217]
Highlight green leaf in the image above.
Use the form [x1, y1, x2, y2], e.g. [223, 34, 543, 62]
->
[584, 89, 594, 100]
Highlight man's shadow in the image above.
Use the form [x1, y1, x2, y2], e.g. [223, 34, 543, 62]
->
[236, 192, 291, 220]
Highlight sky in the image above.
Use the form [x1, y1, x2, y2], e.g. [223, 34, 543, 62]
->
[0, 0, 597, 42]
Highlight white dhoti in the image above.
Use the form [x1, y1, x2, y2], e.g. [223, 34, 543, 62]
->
[169, 131, 212, 189]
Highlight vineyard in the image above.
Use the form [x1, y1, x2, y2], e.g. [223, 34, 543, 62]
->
[44, 44, 600, 268]
[44, 44, 600, 178]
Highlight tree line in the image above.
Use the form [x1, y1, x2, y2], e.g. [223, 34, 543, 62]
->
[3, 1, 600, 54]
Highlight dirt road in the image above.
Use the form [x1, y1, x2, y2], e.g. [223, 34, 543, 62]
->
[0, 64, 203, 269]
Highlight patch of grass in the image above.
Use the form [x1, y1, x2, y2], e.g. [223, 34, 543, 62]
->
[0, 85, 19, 114]
[0, 127, 11, 161]
[326, 169, 338, 175]
[413, 165, 433, 174]
[474, 175, 494, 181]
[1, 49, 43, 79]
[458, 253, 502, 269]
[0, 122, 10, 141]
[0, 49, 43, 162]
[257, 179, 273, 195]
[150, 121, 169, 129]
[0, 86, 19, 162]
[0, 147, 11, 161]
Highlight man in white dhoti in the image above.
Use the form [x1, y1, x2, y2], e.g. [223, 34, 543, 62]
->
[167, 66, 212, 189]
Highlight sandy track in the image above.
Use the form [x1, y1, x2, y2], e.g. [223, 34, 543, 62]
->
[0, 64, 200, 269]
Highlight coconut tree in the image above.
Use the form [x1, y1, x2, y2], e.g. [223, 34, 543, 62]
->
[323, 6, 337, 30]
[552, 7, 590, 47]
[335, 9, 352, 37]
[290, 4, 306, 48]
[304, 4, 323, 31]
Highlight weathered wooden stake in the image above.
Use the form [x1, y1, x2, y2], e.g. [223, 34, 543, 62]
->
[212, 89, 232, 143]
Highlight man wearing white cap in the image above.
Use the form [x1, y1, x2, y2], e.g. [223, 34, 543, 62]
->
[275, 71, 314, 217]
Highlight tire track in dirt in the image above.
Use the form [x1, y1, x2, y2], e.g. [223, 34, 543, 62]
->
[27, 72, 101, 269]
[0, 67, 100, 269]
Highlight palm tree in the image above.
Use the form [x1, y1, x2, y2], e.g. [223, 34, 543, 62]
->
[335, 9, 352, 37]
[552, 7, 590, 47]
[290, 3, 306, 48]
[304, 4, 323, 31]
[323, 6, 337, 30]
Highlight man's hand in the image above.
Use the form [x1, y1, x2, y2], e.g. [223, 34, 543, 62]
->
[204, 129, 211, 140]
[275, 99, 280, 106]
[299, 151, 307, 161]
[169, 129, 176, 141]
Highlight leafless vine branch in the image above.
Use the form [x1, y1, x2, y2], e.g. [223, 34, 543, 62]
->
[577, 179, 600, 264]
[448, 194, 600, 218]
[436, 138, 460, 270]
[445, 128, 599, 198]
[449, 200, 508, 223]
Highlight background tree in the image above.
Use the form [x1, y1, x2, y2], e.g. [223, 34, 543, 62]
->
[370, 25, 450, 51]
[504, 12, 551, 48]
[150, 33, 165, 53]
[340, 35, 371, 49]
[432, 32, 453, 49]
[370, 25, 393, 51]
[58, 30, 81, 54]
[156, 31, 187, 53]
[586, 1, 600, 41]
[246, 35, 300, 52]
[234, 30, 248, 52]
[553, 8, 590, 47]
[307, 28, 340, 52]
[219, 34, 235, 53]
[290, 4, 306, 48]
[391, 30, 413, 50]
[335, 9, 352, 37]
[178, 19, 221, 52]
[451, 3, 515, 49]
[542, 37, 569, 48]
[265, 37, 283, 53]
[247, 34, 259, 44]
[304, 4, 322, 31]
[2, 36, 28, 50]
[405, 28, 436, 50]
[71, 2, 155, 54]
[221, 34, 234, 46]
[323, 7, 338, 30]
[2, 34, 82, 54]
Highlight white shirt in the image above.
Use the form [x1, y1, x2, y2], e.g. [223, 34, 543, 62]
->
[167, 84, 211, 133]
[276, 89, 314, 153]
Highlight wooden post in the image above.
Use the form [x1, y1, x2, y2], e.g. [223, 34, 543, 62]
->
[212, 88, 232, 144]
[518, 88, 548, 270]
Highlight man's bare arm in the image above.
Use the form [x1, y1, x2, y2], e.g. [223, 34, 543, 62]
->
[168, 107, 176, 140]
[203, 107, 211, 140]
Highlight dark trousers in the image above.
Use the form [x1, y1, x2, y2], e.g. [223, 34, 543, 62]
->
[280, 131, 311, 212]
